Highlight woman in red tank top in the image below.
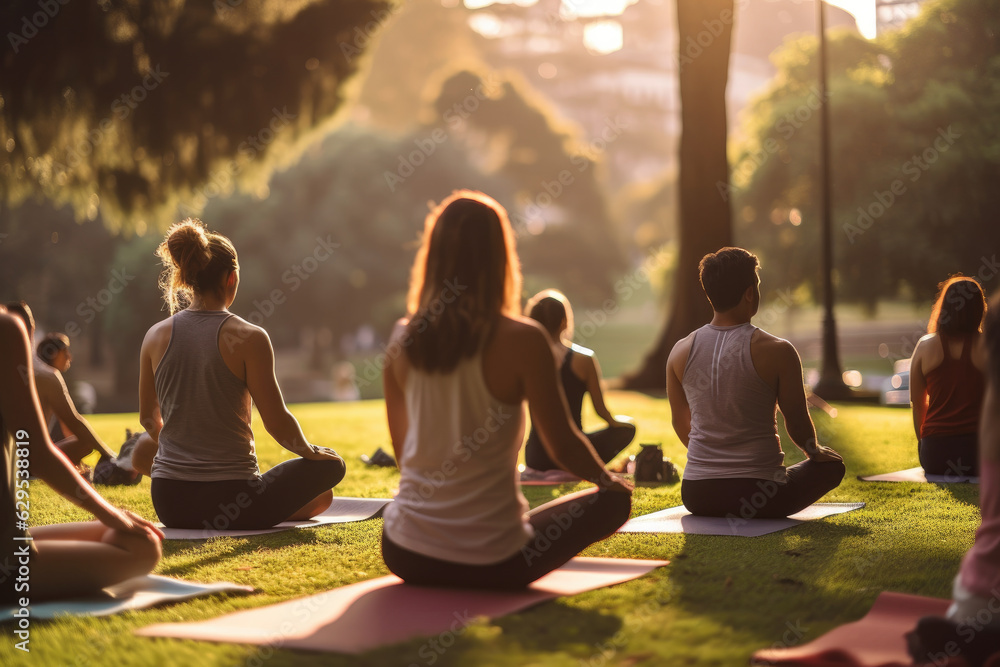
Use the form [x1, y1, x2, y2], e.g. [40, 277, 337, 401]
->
[910, 276, 988, 477]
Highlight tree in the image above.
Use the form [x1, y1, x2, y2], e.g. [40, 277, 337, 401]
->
[429, 67, 628, 304]
[0, 0, 391, 232]
[623, 0, 734, 389]
[729, 0, 1000, 311]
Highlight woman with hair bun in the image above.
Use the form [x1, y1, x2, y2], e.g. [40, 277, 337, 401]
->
[380, 191, 632, 589]
[910, 275, 988, 477]
[133, 219, 346, 529]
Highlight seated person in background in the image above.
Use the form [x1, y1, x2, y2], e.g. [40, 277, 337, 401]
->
[0, 306, 162, 604]
[521, 289, 636, 482]
[910, 276, 987, 478]
[37, 332, 72, 442]
[381, 191, 632, 590]
[666, 247, 844, 519]
[910, 291, 1000, 665]
[132, 219, 346, 529]
[5, 303, 117, 472]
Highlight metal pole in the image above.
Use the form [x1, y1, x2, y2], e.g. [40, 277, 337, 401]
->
[812, 0, 851, 400]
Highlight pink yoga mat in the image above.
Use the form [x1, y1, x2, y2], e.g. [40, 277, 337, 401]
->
[137, 557, 668, 654]
[752, 592, 950, 666]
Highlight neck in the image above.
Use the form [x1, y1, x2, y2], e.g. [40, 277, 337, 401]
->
[189, 292, 228, 311]
[710, 310, 751, 327]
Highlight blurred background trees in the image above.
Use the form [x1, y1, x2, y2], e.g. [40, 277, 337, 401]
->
[2, 0, 998, 405]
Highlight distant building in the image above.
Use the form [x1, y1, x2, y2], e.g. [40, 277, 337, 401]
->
[471, 0, 858, 187]
[874, 0, 926, 35]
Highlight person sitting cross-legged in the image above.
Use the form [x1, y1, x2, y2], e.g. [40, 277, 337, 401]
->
[666, 247, 845, 519]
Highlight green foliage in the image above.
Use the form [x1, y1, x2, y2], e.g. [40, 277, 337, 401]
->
[2, 398, 980, 666]
[731, 0, 1000, 309]
[428, 67, 628, 303]
[0, 0, 392, 232]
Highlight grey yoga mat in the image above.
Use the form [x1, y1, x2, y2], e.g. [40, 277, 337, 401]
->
[618, 502, 865, 537]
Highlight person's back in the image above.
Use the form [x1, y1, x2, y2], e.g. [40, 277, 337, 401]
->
[153, 309, 256, 481]
[667, 247, 844, 519]
[910, 292, 1000, 662]
[682, 321, 784, 483]
[387, 347, 529, 563]
[380, 192, 631, 590]
[910, 276, 988, 477]
[137, 219, 345, 530]
[521, 290, 636, 479]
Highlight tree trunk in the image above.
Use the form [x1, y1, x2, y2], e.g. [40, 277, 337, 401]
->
[622, 0, 734, 390]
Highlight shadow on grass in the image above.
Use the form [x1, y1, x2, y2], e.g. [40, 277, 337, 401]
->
[159, 530, 325, 575]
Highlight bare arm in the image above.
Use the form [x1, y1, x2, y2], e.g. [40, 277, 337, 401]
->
[138, 327, 163, 442]
[583, 354, 617, 425]
[774, 340, 841, 461]
[383, 322, 409, 468]
[39, 369, 115, 459]
[909, 340, 928, 442]
[523, 328, 630, 491]
[242, 325, 341, 462]
[0, 315, 162, 539]
[666, 338, 692, 448]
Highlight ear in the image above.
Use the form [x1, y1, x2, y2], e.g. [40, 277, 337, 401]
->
[227, 271, 236, 286]
[743, 285, 755, 303]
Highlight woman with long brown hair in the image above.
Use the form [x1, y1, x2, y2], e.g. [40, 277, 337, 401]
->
[910, 275, 988, 477]
[380, 191, 632, 589]
[133, 219, 346, 529]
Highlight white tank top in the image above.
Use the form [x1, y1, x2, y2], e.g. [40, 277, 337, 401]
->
[382, 354, 532, 564]
[681, 323, 787, 482]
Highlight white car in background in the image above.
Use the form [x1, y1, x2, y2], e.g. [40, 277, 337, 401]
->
[880, 358, 911, 406]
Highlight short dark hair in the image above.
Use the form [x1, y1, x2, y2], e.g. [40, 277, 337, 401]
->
[5, 301, 34, 338]
[928, 276, 986, 336]
[37, 333, 70, 366]
[698, 247, 761, 312]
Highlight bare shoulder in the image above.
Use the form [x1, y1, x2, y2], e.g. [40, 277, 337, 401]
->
[142, 317, 173, 349]
[220, 315, 270, 354]
[498, 314, 548, 343]
[668, 331, 697, 364]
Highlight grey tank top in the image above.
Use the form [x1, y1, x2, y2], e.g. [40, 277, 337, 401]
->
[152, 309, 258, 481]
[681, 322, 787, 482]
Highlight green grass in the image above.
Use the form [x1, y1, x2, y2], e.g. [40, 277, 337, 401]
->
[2, 395, 981, 666]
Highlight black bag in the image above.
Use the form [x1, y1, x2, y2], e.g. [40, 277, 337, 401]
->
[634, 443, 680, 485]
[93, 430, 143, 486]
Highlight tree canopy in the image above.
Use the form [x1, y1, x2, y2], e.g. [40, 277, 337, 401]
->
[0, 0, 391, 232]
[731, 0, 1000, 310]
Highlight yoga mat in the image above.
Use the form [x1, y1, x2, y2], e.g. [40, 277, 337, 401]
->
[859, 467, 979, 484]
[0, 575, 253, 621]
[137, 556, 668, 654]
[618, 502, 865, 537]
[159, 497, 392, 540]
[751, 591, 949, 666]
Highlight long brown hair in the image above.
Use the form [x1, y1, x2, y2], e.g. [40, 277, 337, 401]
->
[156, 219, 239, 314]
[928, 275, 987, 336]
[404, 190, 522, 373]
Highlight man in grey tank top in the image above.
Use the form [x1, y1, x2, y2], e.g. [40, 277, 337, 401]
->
[666, 247, 845, 520]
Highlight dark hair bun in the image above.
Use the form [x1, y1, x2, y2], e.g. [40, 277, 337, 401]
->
[166, 220, 212, 287]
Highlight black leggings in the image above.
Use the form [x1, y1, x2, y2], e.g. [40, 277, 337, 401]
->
[681, 458, 846, 519]
[151, 457, 346, 530]
[919, 433, 979, 477]
[525, 422, 637, 472]
[382, 487, 631, 590]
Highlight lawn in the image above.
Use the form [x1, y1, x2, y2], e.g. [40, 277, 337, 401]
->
[2, 393, 980, 666]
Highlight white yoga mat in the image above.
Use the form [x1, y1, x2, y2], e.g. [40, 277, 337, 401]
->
[858, 467, 979, 484]
[0, 575, 253, 621]
[159, 497, 392, 540]
[619, 502, 865, 537]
